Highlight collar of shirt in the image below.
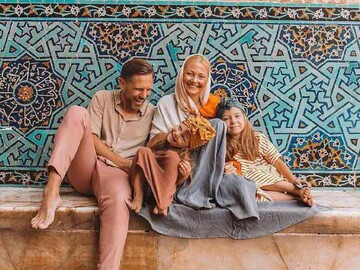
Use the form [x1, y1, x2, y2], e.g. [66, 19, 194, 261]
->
[114, 90, 147, 119]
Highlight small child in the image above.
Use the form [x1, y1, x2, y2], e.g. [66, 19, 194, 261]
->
[216, 99, 313, 205]
[129, 116, 216, 215]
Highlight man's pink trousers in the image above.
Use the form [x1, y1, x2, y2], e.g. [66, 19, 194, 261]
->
[48, 106, 131, 270]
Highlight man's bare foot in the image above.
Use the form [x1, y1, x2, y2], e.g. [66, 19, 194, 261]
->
[152, 205, 168, 216]
[298, 187, 313, 206]
[129, 196, 143, 213]
[31, 190, 62, 229]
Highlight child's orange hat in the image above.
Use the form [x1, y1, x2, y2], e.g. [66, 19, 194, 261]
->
[182, 116, 216, 150]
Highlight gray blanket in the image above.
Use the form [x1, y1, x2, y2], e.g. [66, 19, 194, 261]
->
[139, 119, 324, 239]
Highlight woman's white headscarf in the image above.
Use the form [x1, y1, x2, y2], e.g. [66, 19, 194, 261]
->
[175, 54, 211, 116]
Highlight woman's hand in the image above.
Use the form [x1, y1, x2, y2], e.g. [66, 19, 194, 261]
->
[178, 160, 191, 179]
[224, 162, 237, 174]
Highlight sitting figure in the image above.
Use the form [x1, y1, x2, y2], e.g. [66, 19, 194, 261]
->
[151, 54, 220, 137]
[216, 98, 313, 206]
[31, 58, 156, 269]
[129, 116, 216, 216]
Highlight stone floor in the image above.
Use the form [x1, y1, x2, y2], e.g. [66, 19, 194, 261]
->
[0, 187, 359, 269]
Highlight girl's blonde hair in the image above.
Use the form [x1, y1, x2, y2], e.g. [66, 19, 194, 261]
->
[216, 99, 259, 161]
[225, 113, 259, 162]
[147, 133, 190, 162]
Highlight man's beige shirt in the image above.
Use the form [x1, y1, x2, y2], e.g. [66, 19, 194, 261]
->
[88, 90, 155, 160]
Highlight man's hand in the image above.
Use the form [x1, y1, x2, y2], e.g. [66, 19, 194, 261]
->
[117, 158, 132, 175]
[92, 134, 132, 175]
[224, 162, 237, 174]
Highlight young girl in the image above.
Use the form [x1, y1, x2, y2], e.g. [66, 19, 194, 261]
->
[129, 116, 216, 215]
[216, 99, 313, 206]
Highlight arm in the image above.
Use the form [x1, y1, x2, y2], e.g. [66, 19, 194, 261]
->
[274, 158, 310, 187]
[92, 134, 132, 175]
[259, 133, 309, 187]
[150, 94, 186, 138]
[150, 105, 167, 138]
[224, 162, 238, 174]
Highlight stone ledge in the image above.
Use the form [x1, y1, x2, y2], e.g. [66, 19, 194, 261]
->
[0, 187, 150, 231]
[1, 187, 359, 270]
[281, 189, 360, 234]
[0, 188, 359, 234]
[156, 234, 360, 270]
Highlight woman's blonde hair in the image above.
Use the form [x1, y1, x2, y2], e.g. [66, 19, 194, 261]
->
[175, 54, 211, 116]
[184, 55, 210, 73]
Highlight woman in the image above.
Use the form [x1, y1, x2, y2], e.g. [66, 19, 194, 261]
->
[149, 54, 256, 215]
[151, 54, 220, 137]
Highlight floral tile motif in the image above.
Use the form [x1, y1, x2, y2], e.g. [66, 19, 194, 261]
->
[0, 169, 358, 188]
[86, 23, 162, 61]
[283, 130, 355, 170]
[280, 25, 354, 65]
[1, 4, 359, 22]
[0, 170, 44, 186]
[295, 172, 359, 188]
[0, 55, 63, 132]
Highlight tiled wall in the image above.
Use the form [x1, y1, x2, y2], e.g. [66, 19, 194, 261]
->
[0, 1, 359, 187]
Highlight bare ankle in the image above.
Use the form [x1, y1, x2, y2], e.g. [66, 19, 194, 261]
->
[133, 189, 144, 201]
[44, 185, 60, 198]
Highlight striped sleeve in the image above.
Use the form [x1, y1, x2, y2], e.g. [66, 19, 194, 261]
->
[257, 132, 281, 165]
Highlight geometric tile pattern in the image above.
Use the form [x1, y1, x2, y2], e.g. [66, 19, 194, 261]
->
[0, 1, 359, 187]
[0, 55, 63, 131]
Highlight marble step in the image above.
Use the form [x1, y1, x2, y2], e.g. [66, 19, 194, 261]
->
[0, 188, 359, 270]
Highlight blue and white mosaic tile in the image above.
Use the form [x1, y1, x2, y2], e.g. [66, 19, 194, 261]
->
[0, 1, 359, 187]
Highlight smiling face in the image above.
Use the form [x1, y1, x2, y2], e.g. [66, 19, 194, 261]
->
[182, 60, 209, 102]
[166, 123, 191, 148]
[119, 74, 153, 113]
[221, 107, 246, 139]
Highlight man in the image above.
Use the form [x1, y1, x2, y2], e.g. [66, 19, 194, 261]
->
[31, 58, 155, 269]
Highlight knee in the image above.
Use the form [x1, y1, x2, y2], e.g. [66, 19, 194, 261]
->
[99, 190, 131, 213]
[98, 194, 130, 226]
[63, 106, 90, 126]
[65, 106, 89, 119]
[137, 147, 152, 155]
